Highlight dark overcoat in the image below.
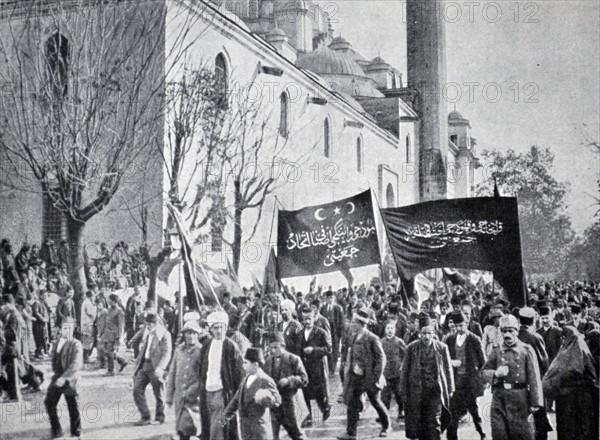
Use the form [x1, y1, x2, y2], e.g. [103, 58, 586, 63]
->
[445, 331, 486, 397]
[297, 326, 331, 399]
[199, 337, 244, 440]
[224, 369, 282, 440]
[400, 339, 455, 439]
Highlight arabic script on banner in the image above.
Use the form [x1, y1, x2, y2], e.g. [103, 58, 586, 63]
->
[286, 218, 377, 267]
[408, 220, 504, 245]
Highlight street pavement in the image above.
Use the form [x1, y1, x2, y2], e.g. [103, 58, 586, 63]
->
[0, 351, 558, 440]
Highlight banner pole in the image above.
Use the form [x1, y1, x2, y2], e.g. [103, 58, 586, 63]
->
[268, 197, 279, 248]
[372, 188, 410, 308]
[179, 262, 184, 332]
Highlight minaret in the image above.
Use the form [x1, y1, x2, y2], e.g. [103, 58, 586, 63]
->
[406, 0, 448, 201]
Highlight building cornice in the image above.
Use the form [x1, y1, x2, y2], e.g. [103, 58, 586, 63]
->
[177, 0, 399, 146]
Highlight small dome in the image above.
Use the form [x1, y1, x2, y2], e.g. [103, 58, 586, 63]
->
[449, 110, 466, 120]
[371, 56, 386, 64]
[297, 46, 365, 77]
[330, 36, 348, 45]
[329, 36, 351, 51]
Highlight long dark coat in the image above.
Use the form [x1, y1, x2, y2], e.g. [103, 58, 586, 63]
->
[224, 370, 282, 440]
[198, 337, 244, 440]
[342, 328, 386, 403]
[400, 339, 455, 439]
[297, 326, 331, 399]
[537, 325, 562, 362]
[445, 331, 486, 397]
[519, 326, 549, 375]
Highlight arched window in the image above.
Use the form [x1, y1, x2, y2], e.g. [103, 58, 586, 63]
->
[406, 134, 411, 163]
[324, 117, 331, 158]
[279, 92, 289, 138]
[356, 137, 363, 173]
[45, 33, 69, 97]
[386, 183, 395, 208]
[215, 53, 228, 105]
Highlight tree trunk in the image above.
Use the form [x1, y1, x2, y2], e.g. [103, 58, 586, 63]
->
[66, 216, 87, 294]
[233, 180, 243, 273]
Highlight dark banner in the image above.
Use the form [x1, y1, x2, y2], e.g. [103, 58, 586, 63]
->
[380, 197, 526, 307]
[277, 190, 380, 278]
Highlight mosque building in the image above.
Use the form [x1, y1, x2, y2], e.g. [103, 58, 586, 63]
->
[0, 0, 480, 286]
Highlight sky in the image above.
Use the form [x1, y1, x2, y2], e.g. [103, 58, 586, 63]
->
[319, 0, 600, 233]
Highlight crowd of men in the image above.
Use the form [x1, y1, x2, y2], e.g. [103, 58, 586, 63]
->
[1, 238, 599, 440]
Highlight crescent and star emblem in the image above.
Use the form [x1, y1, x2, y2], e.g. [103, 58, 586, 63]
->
[315, 208, 327, 221]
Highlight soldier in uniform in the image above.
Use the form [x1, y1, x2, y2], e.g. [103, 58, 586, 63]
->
[166, 320, 203, 440]
[518, 307, 552, 440]
[482, 314, 543, 440]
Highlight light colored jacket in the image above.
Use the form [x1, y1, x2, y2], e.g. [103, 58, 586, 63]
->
[134, 324, 172, 373]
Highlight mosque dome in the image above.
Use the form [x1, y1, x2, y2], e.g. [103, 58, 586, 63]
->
[448, 110, 465, 120]
[296, 46, 365, 77]
[329, 36, 351, 51]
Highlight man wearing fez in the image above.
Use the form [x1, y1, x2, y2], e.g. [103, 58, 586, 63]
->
[133, 311, 172, 425]
[199, 311, 244, 440]
[298, 305, 332, 428]
[264, 332, 308, 440]
[400, 315, 454, 440]
[320, 289, 345, 376]
[44, 317, 83, 439]
[481, 314, 543, 440]
[279, 299, 303, 356]
[338, 308, 390, 439]
[570, 303, 599, 336]
[166, 320, 203, 440]
[224, 347, 281, 440]
[311, 298, 332, 337]
[445, 312, 486, 440]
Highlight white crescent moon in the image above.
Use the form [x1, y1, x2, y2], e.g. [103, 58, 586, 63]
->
[315, 208, 327, 221]
[208, 271, 221, 288]
[346, 202, 355, 214]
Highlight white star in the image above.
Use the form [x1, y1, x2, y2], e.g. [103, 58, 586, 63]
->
[334, 206, 341, 215]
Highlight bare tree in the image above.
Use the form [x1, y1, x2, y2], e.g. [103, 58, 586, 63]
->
[144, 65, 231, 301]
[221, 89, 315, 273]
[0, 0, 202, 292]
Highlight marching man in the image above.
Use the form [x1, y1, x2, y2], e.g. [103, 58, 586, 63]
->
[481, 314, 543, 440]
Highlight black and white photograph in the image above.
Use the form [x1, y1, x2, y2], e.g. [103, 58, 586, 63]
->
[0, 0, 598, 439]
